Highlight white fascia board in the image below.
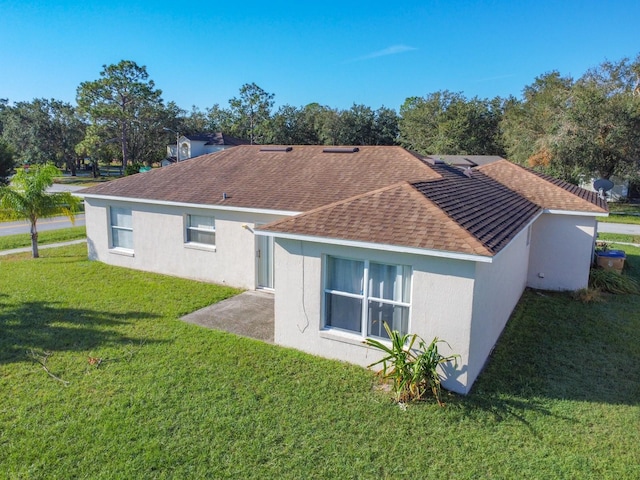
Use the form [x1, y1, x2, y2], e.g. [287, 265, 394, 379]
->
[544, 208, 609, 217]
[255, 230, 494, 263]
[79, 193, 301, 217]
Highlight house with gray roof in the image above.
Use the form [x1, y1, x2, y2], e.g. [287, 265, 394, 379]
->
[79, 145, 608, 394]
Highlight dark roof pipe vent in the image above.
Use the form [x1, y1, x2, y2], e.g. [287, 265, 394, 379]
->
[322, 147, 360, 153]
[259, 146, 293, 152]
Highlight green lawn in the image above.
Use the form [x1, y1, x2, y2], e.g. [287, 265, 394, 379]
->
[1, 244, 639, 478]
[608, 203, 640, 214]
[598, 232, 640, 245]
[600, 203, 640, 224]
[53, 176, 112, 186]
[0, 226, 86, 251]
[599, 214, 640, 225]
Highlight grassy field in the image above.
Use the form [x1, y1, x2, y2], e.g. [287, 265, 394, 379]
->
[53, 176, 112, 186]
[1, 244, 639, 478]
[600, 203, 640, 224]
[599, 214, 640, 225]
[608, 203, 640, 214]
[598, 232, 640, 245]
[0, 226, 86, 251]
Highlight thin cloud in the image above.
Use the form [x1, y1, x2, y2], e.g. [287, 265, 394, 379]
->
[346, 45, 417, 63]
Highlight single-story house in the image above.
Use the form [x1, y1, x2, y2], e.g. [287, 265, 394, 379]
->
[79, 146, 608, 394]
[580, 175, 639, 202]
[162, 133, 249, 166]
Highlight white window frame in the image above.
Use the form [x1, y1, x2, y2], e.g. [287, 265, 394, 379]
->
[185, 214, 216, 249]
[109, 206, 133, 252]
[323, 255, 412, 340]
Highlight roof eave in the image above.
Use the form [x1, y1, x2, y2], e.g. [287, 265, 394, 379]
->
[543, 208, 609, 217]
[254, 230, 494, 263]
[79, 193, 301, 217]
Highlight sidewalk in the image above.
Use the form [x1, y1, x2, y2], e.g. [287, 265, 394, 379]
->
[0, 239, 86, 256]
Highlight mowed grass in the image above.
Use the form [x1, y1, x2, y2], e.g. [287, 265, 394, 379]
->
[0, 226, 86, 251]
[53, 176, 112, 186]
[1, 244, 639, 478]
[598, 232, 640, 245]
[600, 203, 640, 224]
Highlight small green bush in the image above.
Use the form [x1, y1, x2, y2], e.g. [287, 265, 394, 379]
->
[124, 163, 143, 176]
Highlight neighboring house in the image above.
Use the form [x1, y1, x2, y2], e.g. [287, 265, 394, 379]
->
[79, 146, 608, 394]
[580, 175, 639, 202]
[162, 133, 249, 166]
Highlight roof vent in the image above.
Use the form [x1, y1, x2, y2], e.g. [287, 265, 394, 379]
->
[322, 147, 360, 153]
[421, 156, 445, 165]
[259, 146, 293, 152]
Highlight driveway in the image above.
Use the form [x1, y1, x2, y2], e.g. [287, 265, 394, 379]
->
[181, 290, 274, 343]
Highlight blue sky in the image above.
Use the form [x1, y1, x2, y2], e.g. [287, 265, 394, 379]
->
[1, 0, 639, 112]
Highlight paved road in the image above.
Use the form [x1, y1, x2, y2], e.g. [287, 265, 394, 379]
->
[597, 222, 640, 235]
[0, 184, 86, 236]
[46, 184, 87, 193]
[0, 214, 86, 236]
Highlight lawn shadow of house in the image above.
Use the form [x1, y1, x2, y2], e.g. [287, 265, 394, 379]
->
[463, 270, 640, 409]
[0, 299, 162, 365]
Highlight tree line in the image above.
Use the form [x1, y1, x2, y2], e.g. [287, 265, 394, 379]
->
[1, 54, 639, 185]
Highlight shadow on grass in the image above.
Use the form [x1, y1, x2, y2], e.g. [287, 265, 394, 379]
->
[447, 392, 572, 439]
[469, 282, 640, 407]
[443, 250, 640, 431]
[0, 299, 162, 364]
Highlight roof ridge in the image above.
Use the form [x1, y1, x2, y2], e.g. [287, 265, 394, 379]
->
[260, 181, 416, 231]
[477, 160, 608, 213]
[411, 165, 541, 254]
[260, 180, 493, 257]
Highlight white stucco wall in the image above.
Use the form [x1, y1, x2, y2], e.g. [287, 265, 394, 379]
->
[527, 213, 597, 291]
[84, 197, 286, 289]
[467, 227, 531, 391]
[203, 146, 226, 155]
[273, 238, 477, 394]
[188, 140, 206, 158]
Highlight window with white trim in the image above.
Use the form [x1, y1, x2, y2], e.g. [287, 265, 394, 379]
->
[110, 207, 133, 250]
[324, 256, 411, 339]
[186, 214, 215, 246]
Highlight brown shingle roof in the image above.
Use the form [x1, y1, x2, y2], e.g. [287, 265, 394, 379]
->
[259, 182, 494, 256]
[81, 146, 607, 258]
[80, 145, 440, 212]
[414, 164, 541, 253]
[260, 163, 541, 256]
[478, 160, 608, 213]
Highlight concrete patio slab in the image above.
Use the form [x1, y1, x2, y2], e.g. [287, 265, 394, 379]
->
[180, 290, 274, 343]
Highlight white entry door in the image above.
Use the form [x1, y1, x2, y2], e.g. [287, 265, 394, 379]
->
[256, 234, 274, 289]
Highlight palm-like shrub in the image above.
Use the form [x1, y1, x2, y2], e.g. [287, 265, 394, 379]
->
[0, 163, 81, 257]
[589, 268, 639, 294]
[364, 323, 459, 406]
